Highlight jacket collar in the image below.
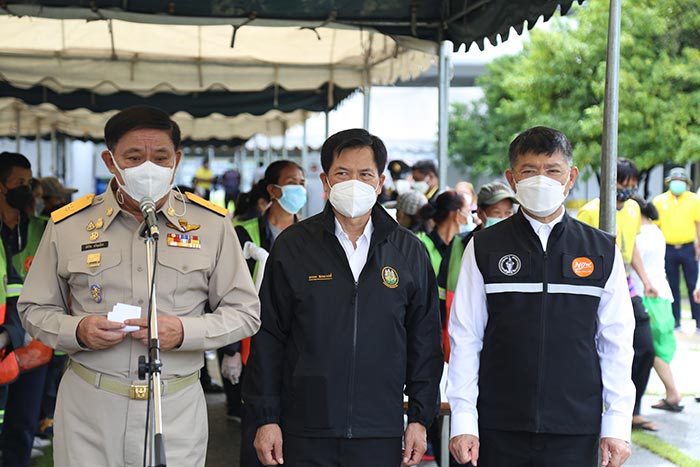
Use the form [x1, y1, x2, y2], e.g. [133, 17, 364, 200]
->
[321, 202, 398, 248]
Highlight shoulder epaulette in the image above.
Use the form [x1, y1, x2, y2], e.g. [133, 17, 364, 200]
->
[185, 192, 227, 217]
[51, 194, 95, 224]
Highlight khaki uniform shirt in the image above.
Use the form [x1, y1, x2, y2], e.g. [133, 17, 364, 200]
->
[18, 183, 260, 379]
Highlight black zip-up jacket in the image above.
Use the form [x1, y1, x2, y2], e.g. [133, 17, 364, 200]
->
[473, 210, 616, 434]
[242, 203, 443, 438]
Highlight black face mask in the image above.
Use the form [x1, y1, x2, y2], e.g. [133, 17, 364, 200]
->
[5, 185, 34, 211]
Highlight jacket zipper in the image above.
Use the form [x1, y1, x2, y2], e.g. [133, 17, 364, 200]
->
[346, 281, 359, 438]
[535, 250, 548, 432]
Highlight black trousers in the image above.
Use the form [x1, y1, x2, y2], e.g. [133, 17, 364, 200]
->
[281, 435, 402, 467]
[1, 364, 49, 467]
[478, 429, 599, 467]
[631, 295, 655, 416]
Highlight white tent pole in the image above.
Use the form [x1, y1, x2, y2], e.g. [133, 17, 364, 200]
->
[35, 117, 42, 176]
[437, 41, 450, 188]
[51, 125, 57, 175]
[282, 121, 288, 159]
[599, 0, 622, 235]
[15, 105, 21, 153]
[363, 85, 371, 130]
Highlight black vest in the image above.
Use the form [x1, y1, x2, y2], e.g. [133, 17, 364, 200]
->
[473, 210, 616, 434]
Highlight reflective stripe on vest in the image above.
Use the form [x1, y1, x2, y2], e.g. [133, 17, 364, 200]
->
[6, 283, 23, 298]
[485, 282, 604, 297]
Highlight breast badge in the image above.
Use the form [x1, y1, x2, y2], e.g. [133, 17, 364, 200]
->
[90, 284, 103, 303]
[166, 233, 201, 249]
[498, 254, 521, 276]
[571, 257, 595, 278]
[381, 266, 399, 289]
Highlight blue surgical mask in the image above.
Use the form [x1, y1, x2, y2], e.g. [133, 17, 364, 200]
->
[458, 222, 473, 234]
[484, 217, 504, 228]
[669, 179, 687, 196]
[274, 184, 307, 214]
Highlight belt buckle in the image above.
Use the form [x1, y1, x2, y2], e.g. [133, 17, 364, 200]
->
[675, 244, 682, 249]
[129, 384, 149, 400]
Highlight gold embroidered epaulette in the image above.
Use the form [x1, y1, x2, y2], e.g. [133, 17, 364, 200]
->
[185, 192, 227, 217]
[51, 194, 95, 223]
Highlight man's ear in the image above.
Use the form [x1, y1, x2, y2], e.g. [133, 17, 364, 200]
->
[505, 169, 516, 192]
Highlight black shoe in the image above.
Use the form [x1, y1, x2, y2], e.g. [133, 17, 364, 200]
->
[202, 381, 224, 393]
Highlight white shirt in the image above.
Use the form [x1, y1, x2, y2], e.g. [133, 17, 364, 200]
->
[334, 217, 374, 282]
[446, 212, 636, 442]
[630, 224, 674, 302]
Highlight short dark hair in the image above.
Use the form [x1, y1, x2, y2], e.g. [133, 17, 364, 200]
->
[412, 160, 437, 177]
[508, 126, 573, 167]
[260, 160, 304, 202]
[418, 190, 465, 224]
[631, 194, 659, 221]
[0, 152, 31, 184]
[104, 105, 181, 150]
[617, 158, 639, 184]
[320, 129, 387, 174]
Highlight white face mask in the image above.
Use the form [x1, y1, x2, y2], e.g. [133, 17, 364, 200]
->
[327, 179, 378, 218]
[110, 152, 176, 202]
[412, 180, 429, 194]
[515, 174, 567, 218]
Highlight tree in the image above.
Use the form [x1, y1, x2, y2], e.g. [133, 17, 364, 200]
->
[448, 0, 700, 177]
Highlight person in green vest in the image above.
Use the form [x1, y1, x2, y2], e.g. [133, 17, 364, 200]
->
[0, 151, 50, 466]
[232, 160, 306, 467]
[438, 181, 518, 361]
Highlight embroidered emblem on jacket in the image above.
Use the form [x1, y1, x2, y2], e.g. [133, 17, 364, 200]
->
[381, 266, 399, 288]
[498, 254, 521, 276]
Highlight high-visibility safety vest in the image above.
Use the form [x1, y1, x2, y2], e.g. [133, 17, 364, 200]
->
[232, 216, 262, 365]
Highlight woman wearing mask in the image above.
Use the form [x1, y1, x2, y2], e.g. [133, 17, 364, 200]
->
[229, 160, 306, 467]
[416, 190, 468, 277]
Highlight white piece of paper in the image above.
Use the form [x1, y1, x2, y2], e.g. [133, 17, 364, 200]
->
[107, 303, 142, 332]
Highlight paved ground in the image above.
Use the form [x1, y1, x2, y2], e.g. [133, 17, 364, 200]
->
[204, 313, 700, 467]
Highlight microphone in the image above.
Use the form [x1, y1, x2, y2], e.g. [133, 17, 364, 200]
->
[139, 197, 160, 239]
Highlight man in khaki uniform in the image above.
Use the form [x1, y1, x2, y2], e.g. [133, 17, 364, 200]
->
[18, 105, 261, 467]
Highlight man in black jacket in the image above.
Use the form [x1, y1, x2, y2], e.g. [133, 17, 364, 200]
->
[242, 128, 443, 467]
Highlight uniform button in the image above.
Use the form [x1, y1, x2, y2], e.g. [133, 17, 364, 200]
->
[138, 299, 144, 305]
[137, 266, 143, 272]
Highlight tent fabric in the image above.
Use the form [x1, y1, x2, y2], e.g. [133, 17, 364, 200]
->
[0, 82, 354, 117]
[0, 98, 313, 140]
[0, 16, 435, 95]
[1, 1, 583, 51]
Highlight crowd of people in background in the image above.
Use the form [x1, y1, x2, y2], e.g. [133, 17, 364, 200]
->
[2, 111, 700, 467]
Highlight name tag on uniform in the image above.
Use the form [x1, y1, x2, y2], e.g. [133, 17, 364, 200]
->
[166, 233, 201, 249]
[82, 241, 109, 251]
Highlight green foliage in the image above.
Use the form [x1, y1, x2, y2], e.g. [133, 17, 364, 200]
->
[448, 0, 700, 176]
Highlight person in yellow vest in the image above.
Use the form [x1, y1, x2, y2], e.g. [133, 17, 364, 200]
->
[652, 167, 700, 331]
[232, 159, 306, 467]
[0, 152, 51, 466]
[17, 105, 260, 467]
[577, 157, 659, 432]
[193, 158, 215, 200]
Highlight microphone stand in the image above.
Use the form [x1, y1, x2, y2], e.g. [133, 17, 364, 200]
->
[138, 223, 166, 467]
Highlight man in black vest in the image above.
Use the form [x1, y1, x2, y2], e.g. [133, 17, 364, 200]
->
[446, 126, 635, 467]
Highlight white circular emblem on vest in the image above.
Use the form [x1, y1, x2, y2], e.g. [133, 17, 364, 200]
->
[498, 254, 521, 276]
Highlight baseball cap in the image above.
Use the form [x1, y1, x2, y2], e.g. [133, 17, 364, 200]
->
[395, 190, 429, 216]
[40, 177, 78, 198]
[477, 182, 518, 207]
[664, 167, 690, 185]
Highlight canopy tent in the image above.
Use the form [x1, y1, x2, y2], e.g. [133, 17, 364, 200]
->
[1, 0, 583, 52]
[0, 16, 434, 95]
[0, 82, 355, 118]
[0, 97, 313, 141]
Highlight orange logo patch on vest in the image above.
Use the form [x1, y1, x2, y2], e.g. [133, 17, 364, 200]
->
[571, 257, 594, 277]
[23, 255, 34, 273]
